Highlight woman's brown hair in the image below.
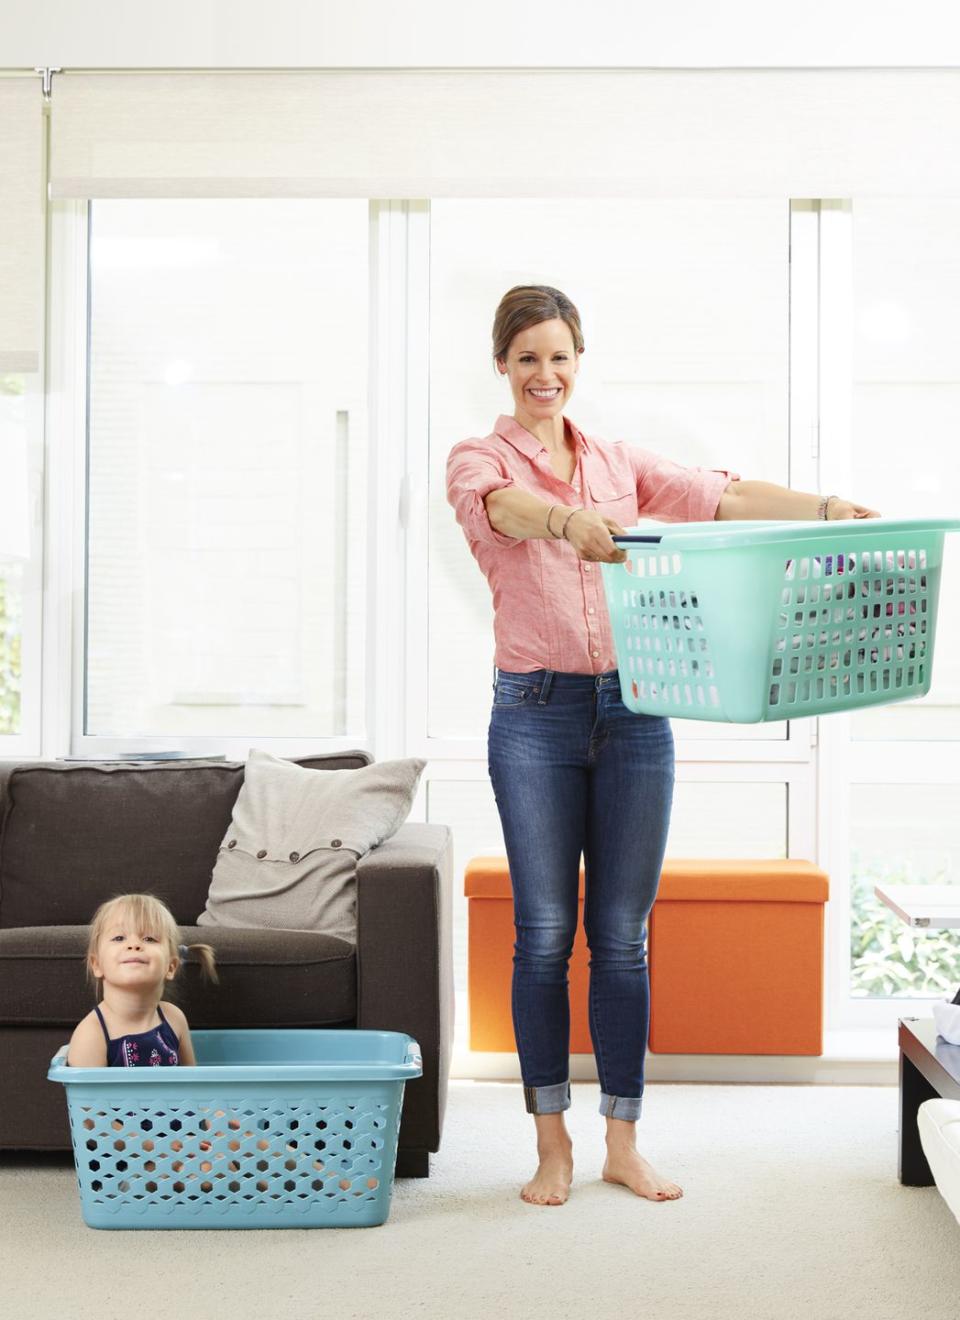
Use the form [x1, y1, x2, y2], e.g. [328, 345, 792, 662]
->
[491, 284, 585, 370]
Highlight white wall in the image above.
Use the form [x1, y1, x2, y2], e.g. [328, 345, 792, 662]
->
[5, 0, 960, 69]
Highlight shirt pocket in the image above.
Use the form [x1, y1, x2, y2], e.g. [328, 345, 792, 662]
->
[587, 478, 638, 528]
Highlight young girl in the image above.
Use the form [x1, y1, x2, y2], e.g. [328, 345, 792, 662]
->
[67, 893, 218, 1068]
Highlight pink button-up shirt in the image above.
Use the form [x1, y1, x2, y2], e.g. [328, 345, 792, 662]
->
[446, 413, 739, 675]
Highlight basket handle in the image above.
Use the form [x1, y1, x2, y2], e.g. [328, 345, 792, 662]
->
[612, 534, 663, 545]
[404, 1039, 422, 1068]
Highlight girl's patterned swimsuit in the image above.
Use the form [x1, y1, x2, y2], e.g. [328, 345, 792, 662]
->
[93, 1003, 180, 1067]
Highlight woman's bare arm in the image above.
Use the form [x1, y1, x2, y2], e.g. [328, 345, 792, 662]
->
[716, 481, 879, 521]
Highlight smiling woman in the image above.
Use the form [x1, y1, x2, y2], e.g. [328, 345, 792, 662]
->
[445, 278, 880, 1210]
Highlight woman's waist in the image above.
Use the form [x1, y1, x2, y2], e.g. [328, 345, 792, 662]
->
[495, 667, 621, 690]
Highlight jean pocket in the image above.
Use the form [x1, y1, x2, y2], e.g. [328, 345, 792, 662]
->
[493, 680, 537, 707]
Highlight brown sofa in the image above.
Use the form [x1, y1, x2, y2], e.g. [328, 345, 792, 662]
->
[0, 753, 454, 1177]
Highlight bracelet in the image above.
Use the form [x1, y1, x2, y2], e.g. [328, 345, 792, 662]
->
[817, 495, 836, 521]
[545, 505, 562, 539]
[561, 508, 584, 541]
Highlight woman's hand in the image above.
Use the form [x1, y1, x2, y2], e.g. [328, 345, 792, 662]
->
[828, 498, 881, 520]
[564, 510, 628, 563]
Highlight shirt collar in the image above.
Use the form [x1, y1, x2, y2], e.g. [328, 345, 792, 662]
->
[493, 413, 588, 458]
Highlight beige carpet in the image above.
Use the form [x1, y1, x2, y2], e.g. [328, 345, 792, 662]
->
[3, 1081, 960, 1320]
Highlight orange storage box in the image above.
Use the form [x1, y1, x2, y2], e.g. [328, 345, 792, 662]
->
[648, 860, 829, 1055]
[465, 857, 829, 1057]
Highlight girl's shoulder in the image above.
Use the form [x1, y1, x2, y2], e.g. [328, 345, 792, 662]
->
[159, 1000, 189, 1030]
[67, 1008, 108, 1066]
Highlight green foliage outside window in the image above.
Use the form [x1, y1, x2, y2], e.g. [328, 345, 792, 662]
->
[0, 375, 24, 734]
[851, 859, 960, 998]
[0, 570, 21, 735]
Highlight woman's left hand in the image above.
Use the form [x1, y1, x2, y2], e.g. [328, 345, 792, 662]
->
[828, 498, 881, 520]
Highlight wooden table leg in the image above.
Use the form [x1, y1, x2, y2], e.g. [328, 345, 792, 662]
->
[899, 1049, 938, 1186]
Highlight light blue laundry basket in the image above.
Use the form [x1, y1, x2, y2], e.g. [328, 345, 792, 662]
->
[601, 517, 960, 723]
[48, 1029, 422, 1229]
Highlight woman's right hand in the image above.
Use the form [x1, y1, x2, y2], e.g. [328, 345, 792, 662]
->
[564, 509, 628, 563]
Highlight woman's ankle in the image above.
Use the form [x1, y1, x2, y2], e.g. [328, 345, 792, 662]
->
[533, 1114, 573, 1151]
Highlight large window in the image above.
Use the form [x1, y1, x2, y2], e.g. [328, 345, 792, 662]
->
[850, 200, 960, 741]
[84, 200, 368, 743]
[0, 373, 34, 747]
[843, 199, 960, 1008]
[46, 193, 957, 1040]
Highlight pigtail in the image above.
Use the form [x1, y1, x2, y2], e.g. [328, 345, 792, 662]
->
[178, 942, 219, 985]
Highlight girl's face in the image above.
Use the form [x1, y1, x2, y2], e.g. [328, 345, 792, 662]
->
[90, 907, 177, 992]
[496, 318, 580, 422]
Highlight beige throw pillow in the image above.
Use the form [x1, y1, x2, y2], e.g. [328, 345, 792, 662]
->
[197, 749, 426, 942]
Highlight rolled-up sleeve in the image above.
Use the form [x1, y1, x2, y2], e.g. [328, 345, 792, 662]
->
[628, 447, 740, 523]
[446, 439, 523, 547]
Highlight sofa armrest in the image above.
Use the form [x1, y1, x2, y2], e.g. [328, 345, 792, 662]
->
[355, 822, 454, 1150]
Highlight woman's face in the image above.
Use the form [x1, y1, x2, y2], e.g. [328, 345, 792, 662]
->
[497, 318, 580, 422]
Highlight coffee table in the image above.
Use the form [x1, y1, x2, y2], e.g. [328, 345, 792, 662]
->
[899, 1017, 960, 1184]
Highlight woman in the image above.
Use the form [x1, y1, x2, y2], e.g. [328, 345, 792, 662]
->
[446, 285, 878, 1208]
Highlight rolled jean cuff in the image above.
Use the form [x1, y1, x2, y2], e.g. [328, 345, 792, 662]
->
[599, 1092, 642, 1121]
[523, 1080, 571, 1114]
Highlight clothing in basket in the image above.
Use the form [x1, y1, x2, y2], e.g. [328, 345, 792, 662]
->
[93, 1003, 180, 1067]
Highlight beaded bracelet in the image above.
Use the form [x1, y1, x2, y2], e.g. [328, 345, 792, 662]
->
[545, 505, 563, 538]
[817, 495, 837, 521]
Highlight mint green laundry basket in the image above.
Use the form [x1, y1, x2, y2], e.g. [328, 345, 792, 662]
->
[48, 1029, 421, 1230]
[600, 517, 960, 723]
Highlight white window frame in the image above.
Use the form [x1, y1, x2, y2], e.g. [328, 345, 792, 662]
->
[0, 374, 44, 758]
[44, 198, 420, 765]
[42, 193, 953, 1043]
[817, 197, 960, 1030]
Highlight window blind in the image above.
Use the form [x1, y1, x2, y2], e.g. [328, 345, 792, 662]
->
[0, 78, 43, 374]
[48, 69, 960, 200]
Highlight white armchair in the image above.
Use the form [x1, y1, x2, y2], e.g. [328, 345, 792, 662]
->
[919, 1100, 960, 1227]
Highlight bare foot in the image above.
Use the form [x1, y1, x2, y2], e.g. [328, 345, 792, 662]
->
[602, 1146, 683, 1201]
[521, 1144, 574, 1206]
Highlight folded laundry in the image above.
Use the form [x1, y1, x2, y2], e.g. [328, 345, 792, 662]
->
[932, 997, 960, 1046]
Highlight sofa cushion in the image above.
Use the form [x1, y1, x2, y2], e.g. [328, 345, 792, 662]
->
[0, 925, 357, 1029]
[198, 750, 426, 941]
[0, 752, 372, 929]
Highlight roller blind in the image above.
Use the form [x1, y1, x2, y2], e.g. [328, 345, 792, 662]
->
[49, 68, 960, 199]
[0, 78, 43, 374]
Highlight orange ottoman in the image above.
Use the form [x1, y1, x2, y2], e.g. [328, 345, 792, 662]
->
[648, 860, 829, 1055]
[465, 856, 829, 1057]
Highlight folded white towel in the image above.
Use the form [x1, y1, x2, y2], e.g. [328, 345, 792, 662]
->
[932, 998, 960, 1046]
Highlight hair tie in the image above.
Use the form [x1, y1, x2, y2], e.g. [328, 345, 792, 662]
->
[178, 944, 189, 958]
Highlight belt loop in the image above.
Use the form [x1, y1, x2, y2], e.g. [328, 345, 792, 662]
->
[537, 670, 555, 705]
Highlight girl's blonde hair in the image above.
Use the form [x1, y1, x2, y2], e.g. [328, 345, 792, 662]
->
[491, 284, 585, 370]
[86, 893, 218, 992]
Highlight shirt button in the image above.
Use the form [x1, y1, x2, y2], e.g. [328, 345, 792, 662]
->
[588, 607, 595, 614]
[583, 565, 591, 573]
[256, 849, 267, 859]
[227, 839, 236, 849]
[592, 650, 600, 658]
[289, 851, 300, 863]
[331, 839, 342, 849]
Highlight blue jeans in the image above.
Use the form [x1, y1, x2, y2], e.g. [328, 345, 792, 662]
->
[487, 668, 675, 1122]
